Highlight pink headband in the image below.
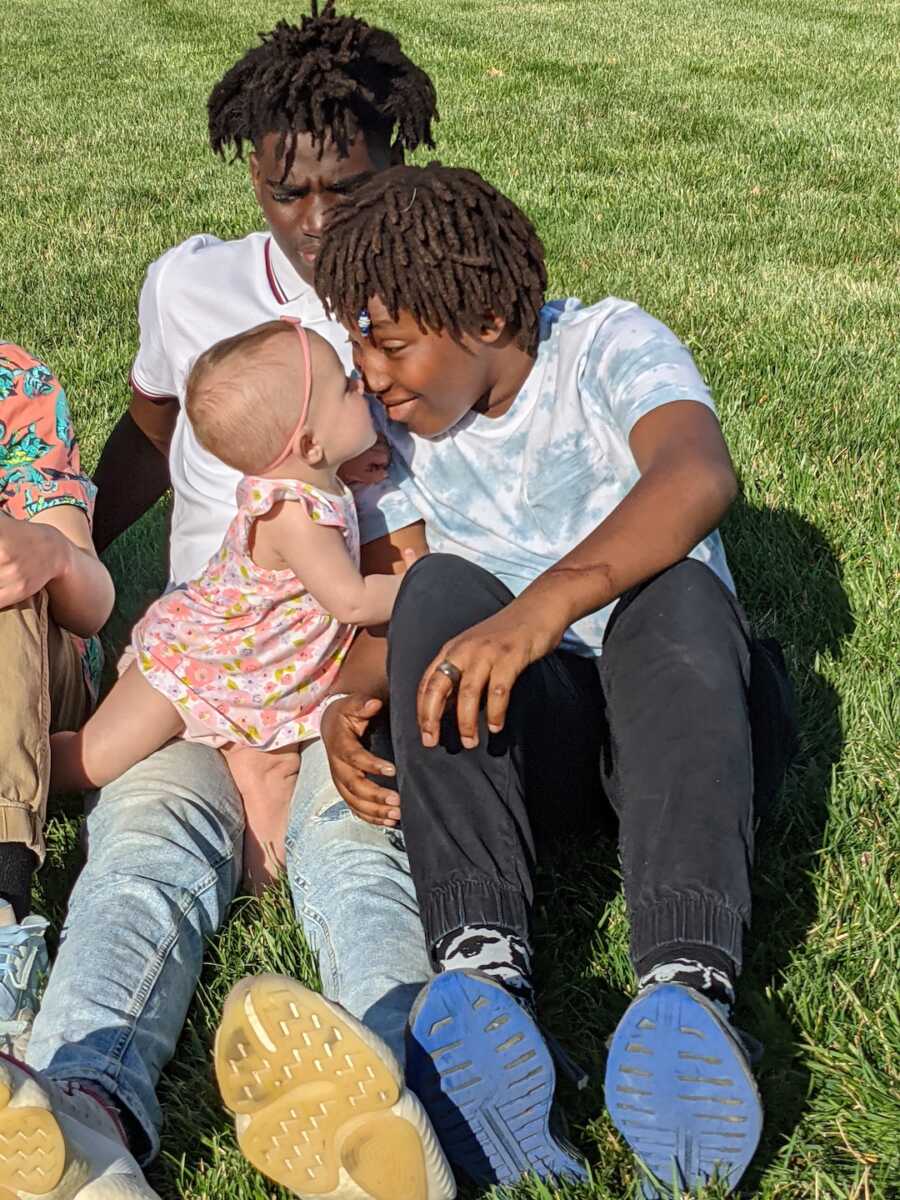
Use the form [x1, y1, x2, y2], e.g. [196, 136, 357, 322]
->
[263, 316, 313, 473]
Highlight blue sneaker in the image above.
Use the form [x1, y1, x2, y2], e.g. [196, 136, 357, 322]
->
[0, 899, 48, 1060]
[406, 969, 588, 1188]
[604, 983, 763, 1198]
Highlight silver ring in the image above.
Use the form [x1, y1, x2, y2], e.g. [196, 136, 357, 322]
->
[435, 659, 462, 689]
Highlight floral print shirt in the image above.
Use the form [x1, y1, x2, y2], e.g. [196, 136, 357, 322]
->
[0, 343, 102, 703]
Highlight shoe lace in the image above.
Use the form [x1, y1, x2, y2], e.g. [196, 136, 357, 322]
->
[0, 937, 29, 992]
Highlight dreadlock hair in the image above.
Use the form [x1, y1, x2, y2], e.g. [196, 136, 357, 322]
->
[208, 1, 437, 179]
[315, 163, 548, 355]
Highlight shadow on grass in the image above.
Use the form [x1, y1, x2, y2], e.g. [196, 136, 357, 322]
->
[527, 499, 852, 1190]
[723, 499, 853, 1190]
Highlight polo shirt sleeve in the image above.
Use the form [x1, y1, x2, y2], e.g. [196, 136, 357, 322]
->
[584, 304, 715, 440]
[130, 237, 211, 399]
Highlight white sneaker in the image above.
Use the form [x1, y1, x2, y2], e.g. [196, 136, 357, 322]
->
[0, 1056, 160, 1198]
[215, 974, 457, 1200]
[0, 899, 49, 1059]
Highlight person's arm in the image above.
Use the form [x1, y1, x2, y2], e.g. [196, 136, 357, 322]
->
[0, 505, 114, 636]
[416, 400, 737, 747]
[92, 384, 177, 552]
[93, 241, 187, 553]
[319, 520, 427, 826]
[273, 502, 417, 626]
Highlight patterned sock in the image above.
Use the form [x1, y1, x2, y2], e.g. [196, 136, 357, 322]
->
[434, 924, 536, 1015]
[636, 950, 737, 1017]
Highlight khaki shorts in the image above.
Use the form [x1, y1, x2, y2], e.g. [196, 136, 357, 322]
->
[0, 589, 89, 861]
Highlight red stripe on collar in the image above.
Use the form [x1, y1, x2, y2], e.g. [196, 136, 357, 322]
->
[264, 237, 289, 305]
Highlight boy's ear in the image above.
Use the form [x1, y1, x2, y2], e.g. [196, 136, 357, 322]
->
[299, 430, 324, 467]
[478, 313, 506, 344]
[249, 151, 263, 203]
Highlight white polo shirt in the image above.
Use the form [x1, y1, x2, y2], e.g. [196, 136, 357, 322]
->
[131, 232, 354, 585]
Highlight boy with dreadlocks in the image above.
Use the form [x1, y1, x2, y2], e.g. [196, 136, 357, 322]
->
[94, 0, 437, 571]
[233, 162, 795, 1198]
[0, 9, 454, 1200]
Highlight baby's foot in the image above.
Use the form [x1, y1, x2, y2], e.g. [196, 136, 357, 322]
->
[222, 744, 297, 894]
[241, 827, 286, 894]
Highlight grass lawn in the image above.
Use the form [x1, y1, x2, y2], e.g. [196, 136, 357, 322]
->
[2, 0, 898, 1196]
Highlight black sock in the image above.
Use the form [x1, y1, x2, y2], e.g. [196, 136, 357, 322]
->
[634, 943, 737, 1013]
[0, 843, 38, 922]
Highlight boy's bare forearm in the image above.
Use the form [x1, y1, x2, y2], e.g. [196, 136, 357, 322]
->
[513, 403, 737, 643]
[518, 451, 736, 643]
[92, 411, 172, 552]
[330, 629, 389, 701]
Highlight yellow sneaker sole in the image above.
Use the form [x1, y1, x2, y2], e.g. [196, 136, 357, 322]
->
[0, 1071, 66, 1197]
[214, 975, 430, 1200]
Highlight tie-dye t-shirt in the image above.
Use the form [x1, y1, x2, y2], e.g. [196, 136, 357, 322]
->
[0, 343, 102, 701]
[356, 298, 734, 656]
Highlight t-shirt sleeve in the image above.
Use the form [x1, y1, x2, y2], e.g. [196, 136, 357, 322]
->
[0, 345, 96, 522]
[353, 471, 422, 545]
[130, 237, 210, 398]
[352, 402, 423, 544]
[583, 305, 715, 439]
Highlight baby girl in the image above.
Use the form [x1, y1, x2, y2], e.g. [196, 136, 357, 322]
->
[52, 317, 414, 886]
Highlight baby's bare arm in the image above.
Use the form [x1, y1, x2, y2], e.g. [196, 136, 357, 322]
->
[264, 501, 406, 626]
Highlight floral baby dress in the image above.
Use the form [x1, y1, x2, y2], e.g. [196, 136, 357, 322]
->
[130, 476, 358, 749]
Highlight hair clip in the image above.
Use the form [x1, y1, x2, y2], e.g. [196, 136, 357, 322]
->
[357, 308, 372, 337]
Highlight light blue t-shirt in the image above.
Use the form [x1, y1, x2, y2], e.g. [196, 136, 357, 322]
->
[356, 297, 734, 656]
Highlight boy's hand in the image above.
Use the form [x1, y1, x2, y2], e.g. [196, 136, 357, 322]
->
[338, 434, 391, 486]
[417, 598, 565, 749]
[0, 514, 69, 608]
[320, 694, 402, 826]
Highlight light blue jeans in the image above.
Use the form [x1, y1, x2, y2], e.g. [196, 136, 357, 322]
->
[25, 737, 431, 1162]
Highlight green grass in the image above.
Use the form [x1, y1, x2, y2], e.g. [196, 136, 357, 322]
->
[2, 0, 898, 1196]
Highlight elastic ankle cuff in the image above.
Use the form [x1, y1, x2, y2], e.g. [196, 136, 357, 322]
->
[630, 898, 745, 974]
[423, 881, 530, 962]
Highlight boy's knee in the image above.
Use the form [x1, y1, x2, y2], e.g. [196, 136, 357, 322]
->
[391, 553, 510, 635]
[615, 560, 741, 640]
[604, 560, 750, 684]
[388, 553, 514, 681]
[394, 553, 484, 610]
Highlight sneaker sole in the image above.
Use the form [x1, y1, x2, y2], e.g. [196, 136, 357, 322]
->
[0, 1067, 65, 1196]
[406, 970, 587, 1187]
[215, 975, 448, 1200]
[604, 983, 763, 1198]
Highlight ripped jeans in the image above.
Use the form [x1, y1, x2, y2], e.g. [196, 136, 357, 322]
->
[26, 737, 431, 1162]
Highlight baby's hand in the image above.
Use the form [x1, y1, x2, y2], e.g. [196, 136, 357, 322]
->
[339, 434, 391, 486]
